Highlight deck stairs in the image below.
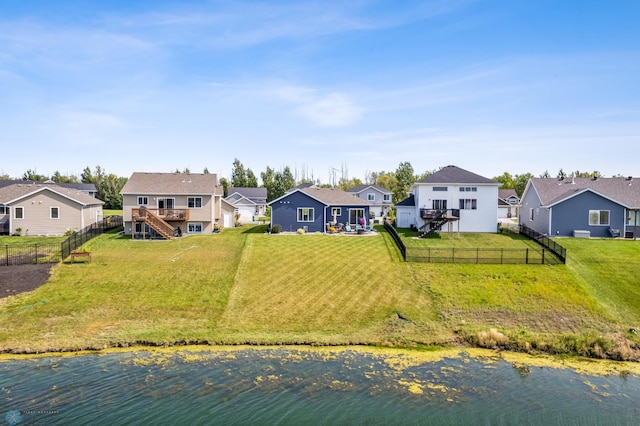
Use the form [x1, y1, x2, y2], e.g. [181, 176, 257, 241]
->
[138, 209, 175, 240]
[418, 210, 450, 238]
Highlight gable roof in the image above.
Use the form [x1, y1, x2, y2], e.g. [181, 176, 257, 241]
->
[227, 187, 267, 200]
[286, 182, 315, 193]
[270, 187, 371, 206]
[0, 179, 96, 192]
[346, 184, 393, 195]
[416, 165, 497, 185]
[499, 189, 519, 200]
[120, 172, 221, 196]
[529, 177, 640, 209]
[0, 183, 104, 206]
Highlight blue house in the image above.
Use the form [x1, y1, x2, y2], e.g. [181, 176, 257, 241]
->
[520, 176, 640, 238]
[269, 187, 371, 233]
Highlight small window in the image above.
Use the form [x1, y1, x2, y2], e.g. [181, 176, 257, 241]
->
[459, 199, 477, 210]
[383, 194, 391, 202]
[331, 207, 341, 216]
[50, 207, 60, 219]
[367, 193, 375, 201]
[188, 197, 203, 208]
[297, 208, 314, 222]
[14, 207, 24, 219]
[459, 187, 478, 192]
[137, 196, 148, 206]
[433, 187, 448, 192]
[0, 205, 7, 215]
[529, 208, 534, 221]
[589, 210, 609, 226]
[188, 222, 203, 233]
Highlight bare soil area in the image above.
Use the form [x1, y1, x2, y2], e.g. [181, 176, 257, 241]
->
[0, 264, 53, 298]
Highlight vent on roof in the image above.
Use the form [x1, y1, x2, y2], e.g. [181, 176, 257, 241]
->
[591, 176, 598, 181]
[626, 176, 633, 181]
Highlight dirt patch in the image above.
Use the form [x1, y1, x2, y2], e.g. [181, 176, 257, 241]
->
[0, 264, 54, 298]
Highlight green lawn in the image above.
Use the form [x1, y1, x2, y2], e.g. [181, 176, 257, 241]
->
[0, 236, 68, 246]
[1, 227, 639, 360]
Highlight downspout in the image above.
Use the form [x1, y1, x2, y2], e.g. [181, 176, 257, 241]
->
[634, 209, 638, 240]
[548, 207, 552, 236]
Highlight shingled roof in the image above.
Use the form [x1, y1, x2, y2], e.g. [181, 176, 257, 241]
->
[346, 184, 393, 194]
[228, 187, 267, 200]
[417, 165, 497, 185]
[300, 187, 370, 206]
[0, 183, 103, 206]
[529, 177, 640, 209]
[120, 173, 222, 196]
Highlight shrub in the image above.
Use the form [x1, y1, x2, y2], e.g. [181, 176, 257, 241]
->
[477, 328, 508, 348]
[296, 228, 305, 235]
[271, 224, 282, 234]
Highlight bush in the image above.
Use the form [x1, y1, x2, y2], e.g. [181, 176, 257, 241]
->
[296, 228, 305, 235]
[270, 224, 282, 234]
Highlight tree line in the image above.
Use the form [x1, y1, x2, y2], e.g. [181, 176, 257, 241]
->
[0, 163, 615, 210]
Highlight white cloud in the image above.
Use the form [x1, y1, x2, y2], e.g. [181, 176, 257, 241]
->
[271, 85, 363, 126]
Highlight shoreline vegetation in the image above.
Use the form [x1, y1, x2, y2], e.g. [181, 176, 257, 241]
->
[1, 226, 639, 365]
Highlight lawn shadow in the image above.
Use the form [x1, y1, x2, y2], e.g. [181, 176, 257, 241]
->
[242, 224, 269, 234]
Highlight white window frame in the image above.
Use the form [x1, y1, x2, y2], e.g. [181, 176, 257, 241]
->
[14, 207, 24, 219]
[50, 206, 60, 219]
[297, 208, 314, 222]
[383, 194, 391, 202]
[589, 210, 610, 226]
[433, 187, 448, 192]
[188, 197, 203, 208]
[331, 207, 342, 216]
[459, 199, 477, 210]
[367, 193, 375, 201]
[187, 222, 203, 233]
[0, 205, 8, 215]
[137, 196, 148, 206]
[432, 200, 447, 210]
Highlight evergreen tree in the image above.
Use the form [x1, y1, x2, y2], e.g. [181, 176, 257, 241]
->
[231, 158, 248, 188]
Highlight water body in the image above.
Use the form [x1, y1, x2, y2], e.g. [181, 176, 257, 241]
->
[1, 348, 639, 425]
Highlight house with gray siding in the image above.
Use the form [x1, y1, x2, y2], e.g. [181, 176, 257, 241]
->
[225, 187, 268, 224]
[269, 187, 371, 233]
[519, 176, 640, 238]
[346, 184, 393, 222]
[0, 182, 104, 235]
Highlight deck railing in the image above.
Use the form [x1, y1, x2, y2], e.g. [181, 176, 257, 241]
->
[132, 208, 189, 221]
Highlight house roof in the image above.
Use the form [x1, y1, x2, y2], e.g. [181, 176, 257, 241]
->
[286, 182, 315, 193]
[395, 194, 415, 207]
[416, 165, 497, 185]
[270, 187, 371, 206]
[529, 177, 640, 209]
[0, 179, 96, 192]
[0, 183, 104, 206]
[499, 189, 518, 199]
[227, 187, 267, 200]
[346, 184, 393, 194]
[120, 172, 222, 196]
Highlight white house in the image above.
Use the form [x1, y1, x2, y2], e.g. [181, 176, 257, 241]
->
[225, 187, 268, 224]
[396, 165, 500, 233]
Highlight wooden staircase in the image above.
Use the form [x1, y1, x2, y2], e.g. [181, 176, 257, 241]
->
[137, 208, 175, 240]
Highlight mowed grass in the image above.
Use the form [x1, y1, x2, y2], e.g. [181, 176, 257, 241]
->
[214, 232, 440, 344]
[0, 229, 247, 352]
[0, 236, 68, 246]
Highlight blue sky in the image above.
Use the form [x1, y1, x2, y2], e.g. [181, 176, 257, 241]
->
[1, 0, 638, 182]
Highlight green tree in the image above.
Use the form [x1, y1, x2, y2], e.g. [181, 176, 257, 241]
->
[261, 166, 277, 201]
[52, 171, 80, 184]
[246, 169, 259, 187]
[81, 165, 127, 209]
[231, 158, 248, 188]
[22, 169, 48, 181]
[513, 173, 533, 197]
[493, 172, 514, 189]
[393, 162, 415, 204]
[219, 177, 229, 197]
[273, 167, 296, 200]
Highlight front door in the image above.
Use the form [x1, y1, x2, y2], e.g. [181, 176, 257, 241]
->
[349, 208, 365, 226]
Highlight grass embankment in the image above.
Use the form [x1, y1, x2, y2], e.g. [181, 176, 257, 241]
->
[0, 227, 639, 360]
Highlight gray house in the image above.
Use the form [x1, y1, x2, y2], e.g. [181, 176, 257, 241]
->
[225, 187, 268, 224]
[346, 184, 393, 222]
[520, 176, 640, 238]
[269, 187, 371, 233]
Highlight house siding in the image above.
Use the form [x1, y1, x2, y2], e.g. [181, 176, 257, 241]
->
[520, 186, 550, 235]
[550, 192, 625, 237]
[271, 191, 327, 233]
[9, 191, 97, 236]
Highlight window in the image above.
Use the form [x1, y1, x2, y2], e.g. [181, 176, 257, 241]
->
[188, 222, 203, 233]
[589, 210, 609, 226]
[628, 210, 638, 226]
[459, 199, 477, 210]
[432, 200, 447, 210]
[50, 207, 60, 219]
[433, 187, 448, 192]
[297, 208, 314, 222]
[0, 205, 7, 215]
[367, 193, 375, 201]
[459, 187, 477, 192]
[137, 196, 148, 206]
[331, 207, 341, 216]
[188, 197, 203, 208]
[529, 208, 534, 221]
[135, 223, 151, 233]
[14, 207, 23, 219]
[383, 194, 391, 202]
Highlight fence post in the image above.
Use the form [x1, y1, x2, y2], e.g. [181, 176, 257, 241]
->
[5, 245, 8, 266]
[525, 248, 529, 264]
[542, 248, 545, 264]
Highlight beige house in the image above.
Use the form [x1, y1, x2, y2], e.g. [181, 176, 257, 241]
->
[120, 172, 233, 239]
[0, 182, 104, 236]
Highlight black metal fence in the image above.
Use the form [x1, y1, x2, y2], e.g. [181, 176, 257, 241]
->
[1, 216, 123, 267]
[405, 246, 562, 264]
[383, 221, 406, 260]
[519, 223, 566, 264]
